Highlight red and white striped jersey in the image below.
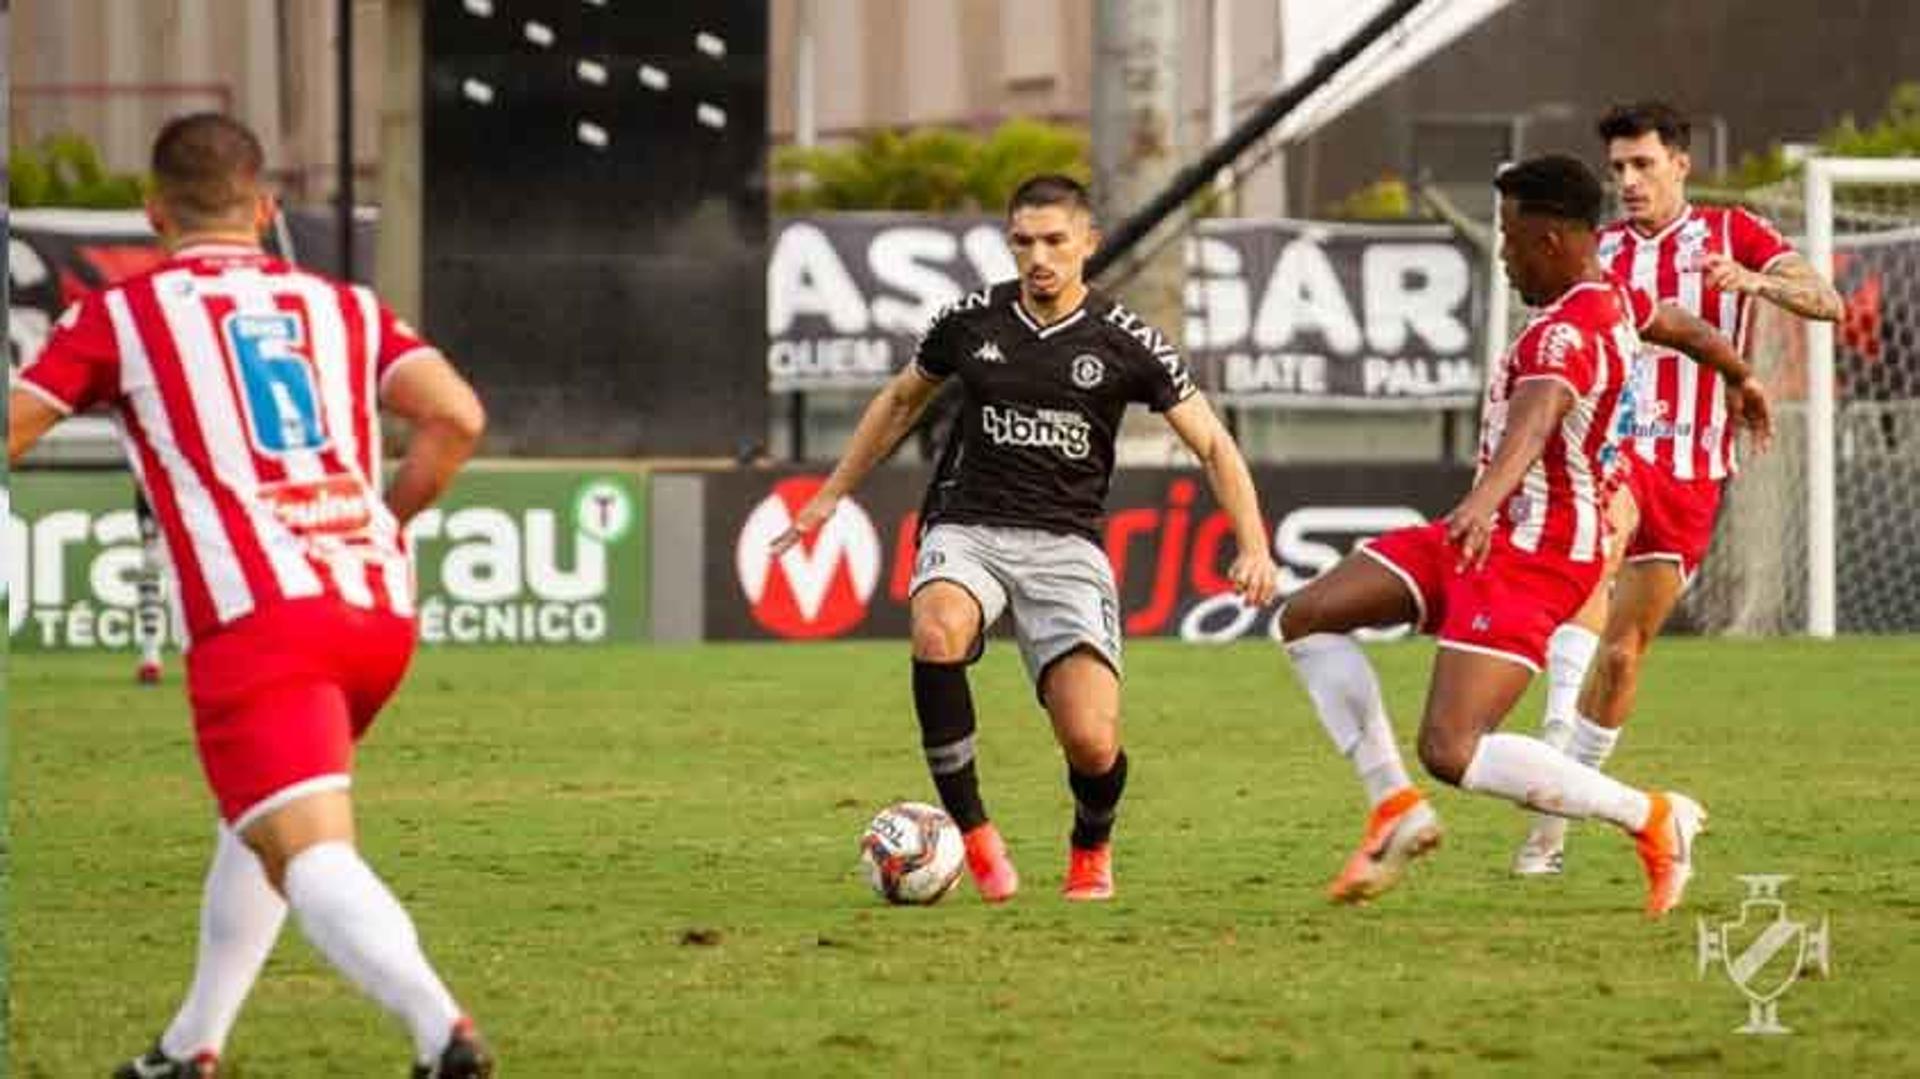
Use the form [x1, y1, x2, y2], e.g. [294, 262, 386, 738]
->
[1481, 278, 1653, 563]
[19, 243, 438, 645]
[1598, 203, 1794, 481]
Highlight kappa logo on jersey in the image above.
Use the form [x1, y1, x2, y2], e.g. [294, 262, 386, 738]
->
[736, 476, 882, 639]
[973, 340, 1005, 363]
[1539, 323, 1581, 370]
[1070, 353, 1105, 389]
[981, 403, 1093, 460]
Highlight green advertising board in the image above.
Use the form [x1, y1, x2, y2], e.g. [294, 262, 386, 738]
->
[8, 467, 648, 650]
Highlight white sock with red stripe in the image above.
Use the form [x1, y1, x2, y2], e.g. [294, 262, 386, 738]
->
[160, 825, 287, 1060]
[282, 842, 462, 1063]
[1461, 733, 1652, 830]
[1541, 625, 1599, 746]
[1285, 633, 1411, 806]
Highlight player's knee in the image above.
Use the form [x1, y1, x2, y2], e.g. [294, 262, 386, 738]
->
[910, 607, 976, 663]
[1598, 635, 1645, 683]
[1277, 595, 1323, 642]
[1416, 726, 1473, 787]
[1057, 723, 1120, 773]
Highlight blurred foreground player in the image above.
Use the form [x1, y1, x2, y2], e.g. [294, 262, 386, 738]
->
[1278, 155, 1767, 917]
[772, 175, 1280, 902]
[9, 113, 493, 1078]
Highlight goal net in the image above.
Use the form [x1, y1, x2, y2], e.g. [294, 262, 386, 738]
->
[1686, 158, 1920, 635]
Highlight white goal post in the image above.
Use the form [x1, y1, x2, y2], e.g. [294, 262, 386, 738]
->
[1803, 157, 1920, 637]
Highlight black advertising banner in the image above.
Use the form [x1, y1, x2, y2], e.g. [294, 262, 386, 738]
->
[767, 214, 1014, 392]
[702, 464, 1472, 643]
[1186, 218, 1489, 408]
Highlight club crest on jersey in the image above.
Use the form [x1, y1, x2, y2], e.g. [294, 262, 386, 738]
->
[1597, 232, 1624, 264]
[1676, 219, 1712, 271]
[973, 340, 1005, 364]
[1070, 353, 1105, 389]
[1539, 323, 1581, 369]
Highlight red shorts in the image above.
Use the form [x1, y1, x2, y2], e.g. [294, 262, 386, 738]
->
[1624, 464, 1723, 581]
[186, 598, 416, 827]
[1360, 521, 1603, 672]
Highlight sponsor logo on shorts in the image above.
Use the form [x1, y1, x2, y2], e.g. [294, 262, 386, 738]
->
[981, 404, 1092, 460]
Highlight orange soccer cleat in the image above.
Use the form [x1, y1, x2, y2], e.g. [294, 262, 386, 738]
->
[1062, 844, 1114, 902]
[962, 822, 1020, 903]
[1326, 787, 1443, 905]
[1634, 791, 1707, 918]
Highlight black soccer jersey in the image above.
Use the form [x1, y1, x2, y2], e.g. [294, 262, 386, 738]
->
[914, 280, 1198, 543]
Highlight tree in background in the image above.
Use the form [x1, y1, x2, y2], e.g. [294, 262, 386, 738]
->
[10, 133, 147, 209]
[774, 118, 1088, 213]
[1721, 82, 1920, 190]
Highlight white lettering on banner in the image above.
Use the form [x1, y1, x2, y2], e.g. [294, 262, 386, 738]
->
[1190, 231, 1475, 379]
[768, 221, 1017, 340]
[1362, 357, 1482, 397]
[767, 222, 870, 334]
[1253, 238, 1363, 352]
[1223, 352, 1328, 395]
[1184, 237, 1247, 350]
[416, 598, 609, 644]
[766, 338, 894, 383]
[868, 227, 962, 335]
[1178, 505, 1427, 644]
[1362, 244, 1471, 353]
[980, 404, 1093, 460]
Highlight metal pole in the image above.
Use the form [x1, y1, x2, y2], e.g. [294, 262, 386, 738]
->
[795, 0, 817, 148]
[337, 0, 355, 280]
[1210, 0, 1233, 204]
[1804, 160, 1837, 638]
[1090, 0, 1422, 279]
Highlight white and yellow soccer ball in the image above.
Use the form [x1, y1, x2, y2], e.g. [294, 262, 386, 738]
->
[858, 802, 964, 905]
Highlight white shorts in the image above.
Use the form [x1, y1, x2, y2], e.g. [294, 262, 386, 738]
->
[908, 522, 1122, 684]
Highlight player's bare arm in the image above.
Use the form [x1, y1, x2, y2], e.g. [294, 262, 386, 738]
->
[1701, 250, 1844, 322]
[1641, 301, 1774, 451]
[769, 365, 944, 555]
[381, 354, 487, 526]
[7, 388, 67, 465]
[1444, 378, 1573, 571]
[1163, 394, 1280, 607]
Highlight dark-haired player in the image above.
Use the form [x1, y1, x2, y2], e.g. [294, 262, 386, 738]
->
[1277, 155, 1764, 917]
[10, 113, 493, 1078]
[771, 174, 1280, 902]
[1513, 102, 1842, 875]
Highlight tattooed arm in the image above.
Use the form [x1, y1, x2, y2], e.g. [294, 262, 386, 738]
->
[1702, 251, 1844, 322]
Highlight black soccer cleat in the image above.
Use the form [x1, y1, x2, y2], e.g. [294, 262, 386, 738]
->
[411, 1019, 494, 1079]
[112, 1042, 218, 1079]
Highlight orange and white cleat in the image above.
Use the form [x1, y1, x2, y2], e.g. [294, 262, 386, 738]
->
[962, 822, 1019, 903]
[1062, 844, 1114, 902]
[1634, 791, 1707, 918]
[1326, 787, 1443, 905]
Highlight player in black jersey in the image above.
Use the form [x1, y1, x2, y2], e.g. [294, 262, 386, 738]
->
[772, 175, 1279, 901]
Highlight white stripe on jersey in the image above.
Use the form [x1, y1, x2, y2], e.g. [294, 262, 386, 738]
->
[153, 270, 329, 604]
[353, 284, 383, 482]
[1565, 344, 1603, 562]
[1628, 238, 1662, 467]
[107, 287, 259, 625]
[1672, 260, 1702, 481]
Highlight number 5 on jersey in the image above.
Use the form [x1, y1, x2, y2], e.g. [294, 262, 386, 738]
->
[224, 311, 329, 454]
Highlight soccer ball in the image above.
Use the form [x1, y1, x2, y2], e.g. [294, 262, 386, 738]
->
[858, 802, 964, 905]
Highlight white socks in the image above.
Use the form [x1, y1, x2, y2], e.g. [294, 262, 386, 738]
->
[283, 842, 462, 1063]
[1461, 733, 1652, 831]
[1542, 624, 1599, 744]
[1285, 633, 1412, 806]
[1568, 715, 1621, 770]
[160, 826, 288, 1060]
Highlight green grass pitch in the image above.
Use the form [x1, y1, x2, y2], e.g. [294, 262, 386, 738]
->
[11, 637, 1920, 1076]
